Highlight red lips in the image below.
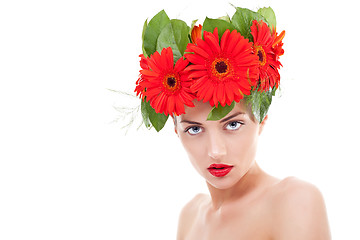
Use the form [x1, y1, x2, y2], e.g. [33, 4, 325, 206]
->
[208, 164, 233, 177]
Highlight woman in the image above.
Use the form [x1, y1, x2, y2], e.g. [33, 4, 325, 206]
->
[175, 100, 331, 239]
[134, 6, 331, 239]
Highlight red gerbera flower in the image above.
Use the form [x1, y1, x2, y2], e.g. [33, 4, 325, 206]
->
[251, 20, 283, 91]
[191, 24, 202, 44]
[184, 28, 259, 107]
[272, 27, 285, 57]
[136, 47, 195, 116]
[134, 54, 149, 100]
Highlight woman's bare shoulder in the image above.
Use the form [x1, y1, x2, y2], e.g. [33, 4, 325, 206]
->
[177, 193, 208, 240]
[270, 176, 325, 204]
[271, 176, 320, 195]
[269, 177, 331, 239]
[270, 176, 326, 213]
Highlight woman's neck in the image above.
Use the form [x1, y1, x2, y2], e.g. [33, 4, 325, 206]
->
[206, 162, 266, 210]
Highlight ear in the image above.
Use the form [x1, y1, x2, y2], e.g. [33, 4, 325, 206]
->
[258, 115, 268, 135]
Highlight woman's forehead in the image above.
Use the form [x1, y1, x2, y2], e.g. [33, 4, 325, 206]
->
[179, 100, 248, 122]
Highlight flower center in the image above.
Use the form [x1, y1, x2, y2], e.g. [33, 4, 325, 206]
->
[167, 77, 176, 87]
[254, 45, 267, 66]
[215, 61, 228, 73]
[211, 58, 230, 79]
[163, 74, 180, 92]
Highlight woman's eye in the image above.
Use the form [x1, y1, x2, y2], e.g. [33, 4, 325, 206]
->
[186, 126, 202, 135]
[225, 121, 242, 130]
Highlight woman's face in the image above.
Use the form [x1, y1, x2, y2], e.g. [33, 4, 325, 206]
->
[175, 100, 266, 189]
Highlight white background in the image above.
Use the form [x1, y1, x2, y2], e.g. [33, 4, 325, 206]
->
[1, 0, 359, 239]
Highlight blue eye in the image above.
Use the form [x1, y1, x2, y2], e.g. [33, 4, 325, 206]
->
[186, 126, 203, 135]
[226, 121, 242, 130]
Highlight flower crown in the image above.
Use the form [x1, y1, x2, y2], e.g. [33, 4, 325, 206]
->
[135, 6, 285, 131]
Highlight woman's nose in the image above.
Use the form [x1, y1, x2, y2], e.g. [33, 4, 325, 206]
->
[207, 131, 226, 160]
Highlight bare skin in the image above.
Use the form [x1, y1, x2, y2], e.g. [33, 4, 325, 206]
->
[175, 100, 331, 240]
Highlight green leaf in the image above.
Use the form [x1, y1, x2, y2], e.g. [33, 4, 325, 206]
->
[231, 7, 267, 40]
[141, 19, 148, 57]
[156, 19, 190, 63]
[140, 99, 151, 129]
[245, 87, 276, 123]
[148, 107, 169, 132]
[257, 7, 276, 31]
[207, 102, 235, 121]
[141, 99, 169, 132]
[218, 15, 231, 23]
[143, 10, 170, 56]
[141, 100, 151, 129]
[202, 17, 236, 39]
[190, 19, 198, 29]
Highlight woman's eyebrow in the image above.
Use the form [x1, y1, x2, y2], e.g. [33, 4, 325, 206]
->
[180, 112, 245, 125]
[219, 112, 245, 123]
[180, 119, 203, 125]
